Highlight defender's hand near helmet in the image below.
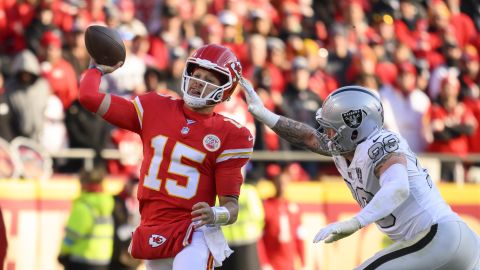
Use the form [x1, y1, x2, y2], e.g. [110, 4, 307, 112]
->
[239, 78, 265, 114]
[237, 76, 280, 128]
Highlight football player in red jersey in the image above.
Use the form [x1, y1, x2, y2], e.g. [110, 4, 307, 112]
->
[79, 44, 254, 270]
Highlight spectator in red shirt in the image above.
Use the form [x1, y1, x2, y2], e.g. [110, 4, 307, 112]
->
[40, 31, 78, 109]
[427, 75, 477, 180]
[460, 45, 480, 153]
[346, 44, 377, 84]
[429, 0, 476, 49]
[258, 168, 305, 270]
[394, 0, 429, 51]
[464, 96, 480, 153]
[342, 0, 376, 45]
[305, 39, 338, 100]
[2, 0, 36, 53]
[218, 10, 248, 66]
[459, 44, 480, 99]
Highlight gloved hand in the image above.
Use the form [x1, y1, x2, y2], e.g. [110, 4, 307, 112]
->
[89, 59, 124, 75]
[238, 77, 266, 115]
[313, 217, 361, 244]
[237, 76, 280, 128]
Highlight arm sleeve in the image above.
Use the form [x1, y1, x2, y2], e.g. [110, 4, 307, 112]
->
[78, 68, 140, 133]
[215, 155, 251, 197]
[215, 127, 254, 196]
[355, 164, 410, 227]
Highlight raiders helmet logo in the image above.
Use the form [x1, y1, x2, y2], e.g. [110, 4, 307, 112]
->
[342, 109, 363, 128]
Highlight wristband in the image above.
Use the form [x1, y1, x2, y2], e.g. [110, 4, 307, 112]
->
[255, 107, 280, 128]
[211, 206, 230, 225]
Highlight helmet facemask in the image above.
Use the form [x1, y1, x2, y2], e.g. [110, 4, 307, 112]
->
[181, 60, 233, 108]
[316, 120, 353, 155]
[315, 86, 385, 156]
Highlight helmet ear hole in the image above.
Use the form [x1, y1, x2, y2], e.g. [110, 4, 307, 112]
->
[351, 130, 358, 140]
[213, 91, 223, 101]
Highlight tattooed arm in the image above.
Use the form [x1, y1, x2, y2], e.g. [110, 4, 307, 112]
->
[373, 152, 407, 178]
[273, 116, 331, 156]
[238, 77, 331, 156]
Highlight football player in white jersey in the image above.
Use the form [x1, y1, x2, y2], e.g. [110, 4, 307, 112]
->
[239, 78, 480, 269]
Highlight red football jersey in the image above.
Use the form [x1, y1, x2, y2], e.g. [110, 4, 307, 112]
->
[79, 70, 253, 258]
[126, 93, 253, 226]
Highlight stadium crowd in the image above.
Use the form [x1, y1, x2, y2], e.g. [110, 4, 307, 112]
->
[0, 0, 480, 182]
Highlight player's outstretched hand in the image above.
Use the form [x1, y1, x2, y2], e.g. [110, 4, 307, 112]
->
[89, 58, 123, 75]
[235, 73, 280, 128]
[231, 65, 266, 115]
[313, 217, 361, 244]
[238, 77, 266, 116]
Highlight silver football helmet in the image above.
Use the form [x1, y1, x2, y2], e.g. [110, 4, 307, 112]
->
[315, 86, 384, 155]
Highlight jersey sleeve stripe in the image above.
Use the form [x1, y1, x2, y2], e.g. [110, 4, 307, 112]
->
[132, 96, 144, 128]
[218, 148, 253, 155]
[216, 148, 253, 163]
[96, 94, 111, 117]
[216, 153, 252, 163]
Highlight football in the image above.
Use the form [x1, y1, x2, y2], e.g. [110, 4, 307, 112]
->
[84, 25, 126, 66]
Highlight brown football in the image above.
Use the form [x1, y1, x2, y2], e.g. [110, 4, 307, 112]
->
[85, 25, 126, 66]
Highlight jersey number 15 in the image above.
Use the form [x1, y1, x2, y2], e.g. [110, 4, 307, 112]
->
[143, 135, 206, 199]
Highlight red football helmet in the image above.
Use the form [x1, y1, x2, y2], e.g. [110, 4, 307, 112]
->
[181, 44, 242, 108]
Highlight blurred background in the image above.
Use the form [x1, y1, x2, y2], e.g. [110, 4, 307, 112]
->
[0, 0, 479, 269]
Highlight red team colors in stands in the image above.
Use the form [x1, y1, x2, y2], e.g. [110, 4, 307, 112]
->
[79, 44, 253, 270]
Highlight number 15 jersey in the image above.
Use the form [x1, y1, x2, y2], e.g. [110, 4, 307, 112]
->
[129, 93, 254, 227]
[332, 129, 460, 241]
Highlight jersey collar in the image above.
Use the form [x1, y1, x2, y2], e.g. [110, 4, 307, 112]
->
[181, 101, 215, 121]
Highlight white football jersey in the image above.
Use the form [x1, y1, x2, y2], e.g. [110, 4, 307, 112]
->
[332, 129, 461, 241]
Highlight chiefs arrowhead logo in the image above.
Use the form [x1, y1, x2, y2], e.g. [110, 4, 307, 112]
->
[230, 62, 242, 82]
[149, 234, 166, 248]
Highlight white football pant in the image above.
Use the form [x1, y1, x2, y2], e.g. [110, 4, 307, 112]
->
[145, 231, 214, 270]
[355, 221, 480, 270]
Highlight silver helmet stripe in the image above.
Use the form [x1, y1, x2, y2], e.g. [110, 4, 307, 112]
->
[330, 86, 382, 102]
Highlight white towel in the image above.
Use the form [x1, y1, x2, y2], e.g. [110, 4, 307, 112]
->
[201, 225, 233, 267]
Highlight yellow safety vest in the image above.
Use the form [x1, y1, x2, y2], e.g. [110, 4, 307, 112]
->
[60, 192, 114, 265]
[222, 184, 265, 246]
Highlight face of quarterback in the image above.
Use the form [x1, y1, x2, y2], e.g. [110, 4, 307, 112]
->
[187, 68, 222, 99]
